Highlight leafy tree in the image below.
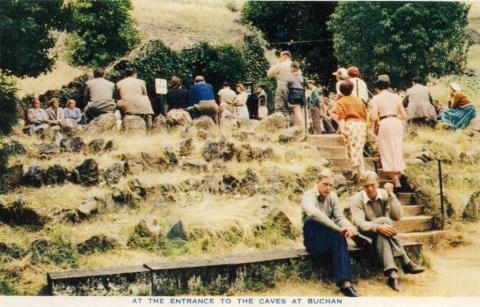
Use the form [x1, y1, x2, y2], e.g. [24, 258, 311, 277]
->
[241, 1, 338, 84]
[328, 2, 470, 88]
[65, 0, 140, 67]
[181, 42, 248, 91]
[0, 0, 66, 77]
[243, 32, 270, 82]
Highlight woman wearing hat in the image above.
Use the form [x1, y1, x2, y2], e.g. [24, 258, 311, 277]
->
[440, 83, 476, 129]
[45, 98, 65, 125]
[333, 67, 349, 101]
[370, 75, 407, 191]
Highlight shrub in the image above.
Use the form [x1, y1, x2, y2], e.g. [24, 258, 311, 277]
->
[65, 0, 140, 67]
[328, 2, 470, 88]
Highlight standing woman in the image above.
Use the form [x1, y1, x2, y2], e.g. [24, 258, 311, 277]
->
[335, 80, 368, 181]
[234, 83, 250, 120]
[370, 75, 407, 191]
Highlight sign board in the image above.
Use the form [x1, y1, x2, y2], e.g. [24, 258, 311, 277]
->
[155, 78, 168, 95]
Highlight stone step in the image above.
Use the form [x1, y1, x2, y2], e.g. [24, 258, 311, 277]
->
[315, 146, 347, 159]
[398, 230, 447, 246]
[403, 205, 422, 216]
[393, 215, 432, 233]
[397, 192, 414, 205]
[329, 157, 378, 170]
[307, 134, 345, 147]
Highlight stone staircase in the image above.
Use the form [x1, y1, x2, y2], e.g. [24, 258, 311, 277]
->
[307, 134, 447, 246]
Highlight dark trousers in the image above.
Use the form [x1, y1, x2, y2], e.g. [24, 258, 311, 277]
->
[303, 219, 352, 285]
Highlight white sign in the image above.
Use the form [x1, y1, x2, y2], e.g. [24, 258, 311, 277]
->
[155, 78, 168, 95]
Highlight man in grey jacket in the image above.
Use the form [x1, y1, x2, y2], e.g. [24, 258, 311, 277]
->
[350, 171, 425, 291]
[267, 50, 292, 117]
[301, 170, 360, 297]
[82, 68, 116, 123]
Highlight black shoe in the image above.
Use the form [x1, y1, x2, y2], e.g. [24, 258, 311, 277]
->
[340, 286, 360, 297]
[402, 262, 425, 274]
[387, 277, 400, 292]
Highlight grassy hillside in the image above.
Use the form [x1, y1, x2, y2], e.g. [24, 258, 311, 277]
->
[14, 0, 247, 98]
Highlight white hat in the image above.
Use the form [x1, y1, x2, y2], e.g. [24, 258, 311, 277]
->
[332, 67, 349, 80]
[449, 82, 461, 92]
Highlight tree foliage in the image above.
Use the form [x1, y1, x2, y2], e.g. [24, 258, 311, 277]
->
[0, 0, 66, 77]
[328, 2, 470, 88]
[0, 75, 19, 136]
[65, 0, 140, 67]
[241, 1, 337, 84]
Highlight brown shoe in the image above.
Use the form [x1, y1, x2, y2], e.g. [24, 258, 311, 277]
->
[402, 262, 425, 274]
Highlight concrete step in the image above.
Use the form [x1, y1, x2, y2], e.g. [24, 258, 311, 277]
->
[307, 134, 345, 147]
[398, 230, 448, 246]
[393, 215, 432, 233]
[329, 157, 379, 171]
[315, 146, 347, 159]
[403, 205, 422, 216]
[397, 192, 414, 205]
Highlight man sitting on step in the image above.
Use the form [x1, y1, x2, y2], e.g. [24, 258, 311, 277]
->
[349, 171, 425, 292]
[301, 170, 360, 297]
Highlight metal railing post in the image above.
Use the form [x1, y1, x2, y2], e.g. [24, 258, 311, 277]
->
[437, 159, 445, 227]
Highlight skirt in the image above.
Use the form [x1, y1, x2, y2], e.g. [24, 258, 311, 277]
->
[377, 117, 406, 172]
[345, 120, 367, 169]
[442, 105, 476, 129]
[236, 105, 250, 119]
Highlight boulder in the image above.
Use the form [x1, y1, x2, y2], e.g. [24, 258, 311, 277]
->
[222, 173, 240, 191]
[38, 125, 60, 141]
[0, 163, 23, 192]
[111, 187, 133, 207]
[104, 140, 115, 151]
[77, 199, 100, 218]
[60, 119, 81, 136]
[36, 143, 59, 157]
[87, 139, 105, 153]
[77, 235, 118, 254]
[164, 148, 178, 165]
[71, 159, 99, 186]
[60, 210, 81, 224]
[278, 126, 304, 143]
[0, 242, 28, 259]
[104, 162, 125, 184]
[122, 115, 147, 133]
[196, 129, 209, 140]
[44, 165, 68, 185]
[134, 217, 162, 237]
[60, 136, 85, 152]
[182, 159, 208, 174]
[152, 114, 167, 132]
[166, 220, 187, 241]
[241, 168, 259, 188]
[86, 113, 117, 134]
[193, 116, 216, 130]
[23, 166, 45, 187]
[166, 109, 192, 127]
[2, 140, 26, 156]
[0, 198, 48, 229]
[237, 118, 259, 130]
[121, 153, 145, 174]
[268, 209, 294, 237]
[178, 138, 194, 157]
[202, 139, 235, 161]
[128, 178, 147, 200]
[259, 112, 288, 132]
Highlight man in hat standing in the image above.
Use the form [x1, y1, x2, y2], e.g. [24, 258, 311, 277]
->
[267, 50, 293, 118]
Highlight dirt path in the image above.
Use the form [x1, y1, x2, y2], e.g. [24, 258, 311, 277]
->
[258, 223, 480, 297]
